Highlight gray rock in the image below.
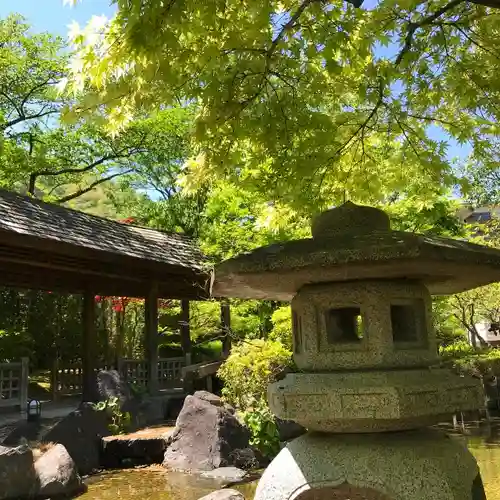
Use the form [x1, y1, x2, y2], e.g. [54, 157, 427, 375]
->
[1, 421, 43, 447]
[97, 370, 132, 404]
[201, 466, 248, 485]
[163, 394, 250, 471]
[42, 402, 111, 475]
[101, 427, 173, 468]
[0, 445, 37, 500]
[197, 489, 245, 500]
[193, 391, 223, 406]
[229, 447, 263, 469]
[275, 419, 306, 442]
[34, 443, 84, 498]
[136, 397, 166, 426]
[98, 370, 143, 426]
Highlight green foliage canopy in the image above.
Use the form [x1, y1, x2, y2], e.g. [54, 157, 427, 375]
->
[67, 0, 500, 210]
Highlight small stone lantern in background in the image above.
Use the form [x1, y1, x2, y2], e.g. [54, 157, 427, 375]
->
[214, 202, 500, 500]
[27, 399, 42, 422]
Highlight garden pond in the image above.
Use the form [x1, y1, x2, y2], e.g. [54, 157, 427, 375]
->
[78, 421, 500, 500]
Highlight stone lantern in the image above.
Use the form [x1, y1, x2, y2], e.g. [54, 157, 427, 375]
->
[213, 202, 500, 500]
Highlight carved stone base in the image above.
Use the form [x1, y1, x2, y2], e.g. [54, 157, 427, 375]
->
[269, 369, 483, 432]
[254, 430, 486, 500]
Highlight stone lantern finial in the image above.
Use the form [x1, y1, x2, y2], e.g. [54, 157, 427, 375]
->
[311, 202, 391, 239]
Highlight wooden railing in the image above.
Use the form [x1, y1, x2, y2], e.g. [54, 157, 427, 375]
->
[158, 357, 185, 389]
[0, 358, 28, 411]
[52, 356, 187, 397]
[119, 359, 148, 388]
[52, 360, 115, 399]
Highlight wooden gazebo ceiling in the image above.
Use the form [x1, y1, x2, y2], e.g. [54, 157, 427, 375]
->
[0, 189, 212, 299]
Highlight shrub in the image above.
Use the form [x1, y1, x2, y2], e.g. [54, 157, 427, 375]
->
[93, 397, 131, 435]
[218, 339, 292, 410]
[241, 398, 281, 457]
[218, 339, 292, 458]
[439, 340, 475, 359]
[268, 306, 292, 349]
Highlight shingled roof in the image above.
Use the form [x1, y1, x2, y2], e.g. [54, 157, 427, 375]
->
[0, 189, 211, 298]
[0, 189, 206, 270]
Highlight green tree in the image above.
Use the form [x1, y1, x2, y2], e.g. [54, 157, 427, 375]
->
[67, 0, 500, 210]
[0, 14, 194, 207]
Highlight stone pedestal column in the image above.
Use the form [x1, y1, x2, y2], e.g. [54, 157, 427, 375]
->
[255, 430, 486, 500]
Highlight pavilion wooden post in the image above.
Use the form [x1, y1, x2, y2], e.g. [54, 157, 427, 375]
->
[180, 300, 192, 366]
[221, 300, 231, 357]
[144, 284, 159, 394]
[82, 291, 97, 401]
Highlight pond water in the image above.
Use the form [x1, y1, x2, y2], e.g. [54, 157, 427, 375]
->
[80, 468, 259, 500]
[79, 422, 500, 500]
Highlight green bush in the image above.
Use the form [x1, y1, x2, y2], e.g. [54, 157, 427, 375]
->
[217, 339, 292, 409]
[93, 397, 132, 435]
[268, 306, 292, 349]
[241, 398, 280, 457]
[439, 340, 475, 359]
[218, 339, 291, 457]
[439, 340, 500, 378]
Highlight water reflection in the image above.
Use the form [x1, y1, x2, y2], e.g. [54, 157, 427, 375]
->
[80, 468, 258, 500]
[438, 419, 500, 500]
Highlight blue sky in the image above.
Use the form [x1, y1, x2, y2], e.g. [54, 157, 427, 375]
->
[0, 0, 115, 35]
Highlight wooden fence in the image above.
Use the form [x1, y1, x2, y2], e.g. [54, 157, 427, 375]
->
[52, 357, 186, 398]
[0, 358, 28, 411]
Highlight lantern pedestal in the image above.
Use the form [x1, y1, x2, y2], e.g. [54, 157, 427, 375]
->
[255, 430, 486, 500]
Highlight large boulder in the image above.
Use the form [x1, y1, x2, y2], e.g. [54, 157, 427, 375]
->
[42, 402, 111, 475]
[34, 443, 84, 498]
[0, 445, 38, 500]
[163, 393, 250, 472]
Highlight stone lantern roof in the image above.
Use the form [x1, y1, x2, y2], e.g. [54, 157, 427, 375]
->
[214, 201, 500, 300]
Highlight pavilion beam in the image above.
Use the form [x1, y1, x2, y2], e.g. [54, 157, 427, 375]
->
[144, 283, 159, 395]
[82, 291, 97, 402]
[180, 300, 192, 365]
[221, 299, 231, 357]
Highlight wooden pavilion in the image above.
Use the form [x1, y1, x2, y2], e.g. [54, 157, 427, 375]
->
[0, 189, 213, 400]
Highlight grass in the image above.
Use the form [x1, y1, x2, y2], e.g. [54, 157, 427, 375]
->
[29, 370, 51, 400]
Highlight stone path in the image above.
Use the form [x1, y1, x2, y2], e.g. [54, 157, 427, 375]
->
[0, 399, 79, 437]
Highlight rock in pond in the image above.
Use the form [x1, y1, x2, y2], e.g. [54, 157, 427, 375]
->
[101, 426, 174, 468]
[34, 443, 84, 498]
[0, 444, 37, 500]
[200, 466, 248, 485]
[42, 402, 111, 475]
[197, 489, 245, 500]
[163, 392, 250, 472]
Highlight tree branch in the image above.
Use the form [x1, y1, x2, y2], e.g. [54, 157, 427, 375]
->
[55, 169, 134, 204]
[28, 147, 145, 195]
[3, 109, 58, 131]
[268, 0, 318, 60]
[395, 0, 465, 66]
